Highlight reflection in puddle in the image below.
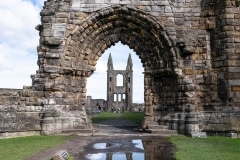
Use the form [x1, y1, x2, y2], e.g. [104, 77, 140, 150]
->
[132, 139, 144, 150]
[83, 138, 173, 160]
[86, 153, 106, 160]
[93, 142, 122, 150]
[86, 152, 145, 160]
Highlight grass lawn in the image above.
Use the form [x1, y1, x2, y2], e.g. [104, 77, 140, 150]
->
[170, 136, 240, 160]
[0, 135, 74, 160]
[91, 111, 144, 125]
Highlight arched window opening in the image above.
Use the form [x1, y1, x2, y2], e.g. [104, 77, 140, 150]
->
[118, 94, 121, 102]
[117, 74, 123, 86]
[114, 94, 117, 102]
[122, 94, 126, 101]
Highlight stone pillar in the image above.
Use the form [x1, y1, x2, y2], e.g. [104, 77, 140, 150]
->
[217, 1, 240, 106]
[40, 74, 92, 135]
[170, 113, 179, 130]
[142, 73, 154, 128]
[178, 113, 187, 134]
[185, 112, 199, 135]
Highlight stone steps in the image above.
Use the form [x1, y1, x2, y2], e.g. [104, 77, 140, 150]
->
[61, 129, 93, 134]
[145, 124, 178, 135]
[147, 125, 169, 130]
[147, 129, 178, 135]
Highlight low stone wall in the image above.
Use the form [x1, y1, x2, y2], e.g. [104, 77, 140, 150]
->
[201, 110, 240, 135]
[0, 88, 42, 137]
[155, 109, 240, 136]
[0, 87, 92, 137]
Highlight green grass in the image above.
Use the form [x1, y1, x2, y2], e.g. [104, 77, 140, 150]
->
[0, 135, 75, 160]
[169, 136, 240, 160]
[91, 111, 144, 125]
[1, 131, 240, 160]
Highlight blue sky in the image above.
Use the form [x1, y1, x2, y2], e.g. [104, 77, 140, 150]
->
[0, 0, 144, 103]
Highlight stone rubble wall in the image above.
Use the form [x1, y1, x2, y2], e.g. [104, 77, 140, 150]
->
[0, 88, 42, 137]
[0, 0, 240, 136]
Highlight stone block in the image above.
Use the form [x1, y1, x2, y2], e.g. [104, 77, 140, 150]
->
[191, 132, 207, 138]
[226, 132, 238, 138]
[229, 80, 240, 85]
[231, 86, 240, 92]
[43, 65, 61, 73]
[44, 37, 63, 46]
[228, 67, 240, 73]
[55, 18, 68, 23]
[42, 16, 54, 23]
[55, 12, 69, 18]
[40, 9, 55, 16]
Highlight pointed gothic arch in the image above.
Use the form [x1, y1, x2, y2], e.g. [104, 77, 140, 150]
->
[64, 6, 178, 73]
[59, 6, 184, 129]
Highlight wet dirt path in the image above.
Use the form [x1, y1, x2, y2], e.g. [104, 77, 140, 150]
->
[27, 119, 176, 160]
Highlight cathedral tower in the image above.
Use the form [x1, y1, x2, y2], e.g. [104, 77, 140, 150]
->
[107, 53, 133, 110]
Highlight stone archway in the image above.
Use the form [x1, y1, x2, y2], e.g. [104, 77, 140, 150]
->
[35, 3, 200, 135]
[2, 0, 240, 137]
[64, 6, 180, 128]
[27, 0, 240, 136]
[34, 5, 184, 134]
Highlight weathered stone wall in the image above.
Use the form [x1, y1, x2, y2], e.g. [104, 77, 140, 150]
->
[197, 0, 240, 135]
[86, 96, 106, 112]
[0, 0, 240, 136]
[0, 87, 42, 137]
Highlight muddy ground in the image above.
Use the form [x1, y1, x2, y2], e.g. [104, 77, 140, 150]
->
[27, 119, 176, 160]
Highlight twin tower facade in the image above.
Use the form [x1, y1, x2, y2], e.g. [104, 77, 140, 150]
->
[107, 53, 133, 110]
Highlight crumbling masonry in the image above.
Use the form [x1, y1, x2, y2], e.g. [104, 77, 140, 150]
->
[0, 0, 240, 137]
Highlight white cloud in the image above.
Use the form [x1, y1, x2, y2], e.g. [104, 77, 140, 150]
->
[0, 0, 42, 88]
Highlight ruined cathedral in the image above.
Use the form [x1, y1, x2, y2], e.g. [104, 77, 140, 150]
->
[0, 0, 240, 137]
[107, 53, 133, 111]
[86, 53, 133, 111]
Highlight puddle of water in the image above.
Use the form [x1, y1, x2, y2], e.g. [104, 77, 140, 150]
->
[93, 143, 106, 149]
[86, 153, 105, 160]
[85, 139, 145, 160]
[132, 139, 144, 150]
[93, 142, 122, 149]
[83, 138, 174, 160]
[86, 152, 145, 160]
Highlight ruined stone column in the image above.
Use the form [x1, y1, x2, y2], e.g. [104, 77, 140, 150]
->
[185, 112, 200, 134]
[142, 73, 154, 128]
